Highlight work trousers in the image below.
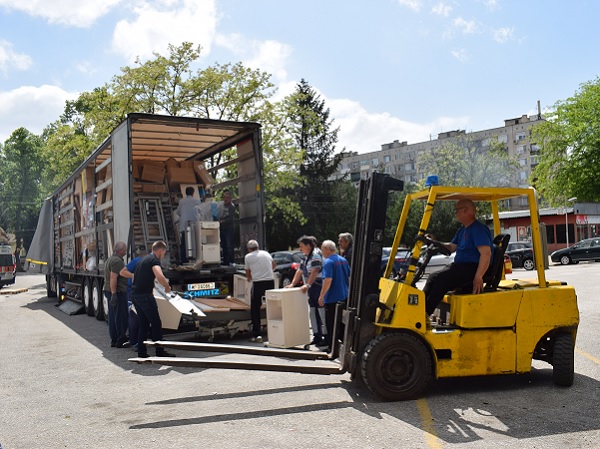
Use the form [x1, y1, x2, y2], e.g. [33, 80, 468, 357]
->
[251, 279, 274, 337]
[131, 293, 165, 357]
[324, 300, 346, 347]
[423, 263, 479, 315]
[105, 291, 128, 345]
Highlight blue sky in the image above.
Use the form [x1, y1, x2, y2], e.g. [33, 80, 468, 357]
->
[1, 0, 599, 154]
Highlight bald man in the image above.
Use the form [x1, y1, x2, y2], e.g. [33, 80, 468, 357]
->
[423, 199, 493, 315]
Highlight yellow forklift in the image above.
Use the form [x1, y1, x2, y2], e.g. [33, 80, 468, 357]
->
[131, 173, 579, 401]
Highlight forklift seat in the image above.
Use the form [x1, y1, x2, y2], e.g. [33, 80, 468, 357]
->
[457, 233, 510, 293]
[483, 233, 511, 291]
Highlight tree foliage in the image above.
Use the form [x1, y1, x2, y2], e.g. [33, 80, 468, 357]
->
[531, 77, 600, 204]
[36, 42, 305, 245]
[418, 133, 518, 188]
[268, 79, 355, 249]
[0, 128, 45, 247]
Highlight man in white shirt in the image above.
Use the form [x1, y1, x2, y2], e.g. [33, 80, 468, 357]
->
[244, 240, 276, 343]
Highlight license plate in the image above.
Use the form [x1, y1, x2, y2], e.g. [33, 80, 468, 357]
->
[187, 282, 216, 291]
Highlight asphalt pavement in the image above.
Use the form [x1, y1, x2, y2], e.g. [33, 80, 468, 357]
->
[0, 267, 599, 449]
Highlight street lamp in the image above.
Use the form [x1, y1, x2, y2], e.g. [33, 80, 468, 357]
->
[566, 196, 577, 247]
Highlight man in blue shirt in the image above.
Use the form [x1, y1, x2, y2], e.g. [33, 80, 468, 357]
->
[424, 199, 493, 315]
[318, 239, 350, 350]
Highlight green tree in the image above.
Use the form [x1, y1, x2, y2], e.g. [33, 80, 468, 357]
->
[531, 77, 600, 204]
[276, 79, 354, 246]
[418, 133, 518, 188]
[38, 42, 305, 245]
[0, 128, 45, 254]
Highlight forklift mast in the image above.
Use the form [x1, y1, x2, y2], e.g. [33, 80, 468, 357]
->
[130, 173, 404, 379]
[341, 173, 404, 377]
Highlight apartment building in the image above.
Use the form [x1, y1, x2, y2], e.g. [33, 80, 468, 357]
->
[336, 114, 544, 210]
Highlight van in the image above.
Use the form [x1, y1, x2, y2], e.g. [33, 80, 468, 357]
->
[0, 244, 16, 288]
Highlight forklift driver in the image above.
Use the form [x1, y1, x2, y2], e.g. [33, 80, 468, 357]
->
[423, 199, 493, 316]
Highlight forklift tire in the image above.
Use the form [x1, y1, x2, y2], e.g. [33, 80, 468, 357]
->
[361, 332, 432, 401]
[552, 333, 574, 387]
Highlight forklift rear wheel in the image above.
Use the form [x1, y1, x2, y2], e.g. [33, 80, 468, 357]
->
[361, 332, 432, 401]
[552, 333, 574, 387]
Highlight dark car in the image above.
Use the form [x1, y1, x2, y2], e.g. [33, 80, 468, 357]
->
[271, 250, 304, 287]
[381, 247, 411, 277]
[506, 241, 535, 271]
[550, 237, 600, 265]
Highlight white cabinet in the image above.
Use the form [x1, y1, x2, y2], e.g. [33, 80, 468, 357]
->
[194, 221, 220, 264]
[265, 287, 310, 348]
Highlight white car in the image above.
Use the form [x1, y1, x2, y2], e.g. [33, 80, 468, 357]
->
[423, 251, 455, 275]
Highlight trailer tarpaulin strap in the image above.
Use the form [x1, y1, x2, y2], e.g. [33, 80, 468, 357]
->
[26, 198, 53, 274]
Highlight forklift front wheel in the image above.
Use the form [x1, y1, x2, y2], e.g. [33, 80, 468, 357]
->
[361, 332, 432, 401]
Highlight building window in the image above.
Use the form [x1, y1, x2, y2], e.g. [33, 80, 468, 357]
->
[404, 162, 415, 171]
[351, 162, 358, 170]
[519, 159, 527, 166]
[516, 145, 526, 154]
[372, 158, 379, 166]
[498, 134, 508, 144]
[384, 155, 391, 163]
[516, 132, 526, 142]
[530, 144, 540, 153]
[545, 223, 555, 244]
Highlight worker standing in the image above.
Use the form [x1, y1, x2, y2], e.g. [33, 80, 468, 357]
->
[244, 240, 276, 343]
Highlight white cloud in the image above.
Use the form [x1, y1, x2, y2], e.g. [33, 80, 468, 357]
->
[328, 97, 470, 154]
[483, 0, 499, 11]
[453, 17, 478, 34]
[0, 0, 121, 27]
[451, 48, 470, 62]
[397, 0, 423, 12]
[493, 27, 514, 43]
[216, 34, 292, 85]
[0, 40, 33, 74]
[111, 0, 217, 62]
[0, 85, 77, 142]
[431, 1, 452, 17]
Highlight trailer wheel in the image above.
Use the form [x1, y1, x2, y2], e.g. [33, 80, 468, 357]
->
[361, 332, 432, 401]
[83, 278, 95, 316]
[102, 284, 110, 323]
[92, 278, 105, 321]
[552, 333, 575, 387]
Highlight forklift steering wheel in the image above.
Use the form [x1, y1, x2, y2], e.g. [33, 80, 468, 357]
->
[416, 235, 451, 257]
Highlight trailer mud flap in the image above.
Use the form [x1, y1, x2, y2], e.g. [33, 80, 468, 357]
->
[129, 356, 343, 375]
[56, 299, 85, 315]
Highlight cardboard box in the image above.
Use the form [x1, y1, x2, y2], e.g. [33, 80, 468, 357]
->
[165, 158, 180, 168]
[141, 183, 167, 193]
[167, 166, 197, 186]
[193, 162, 214, 188]
[132, 160, 141, 180]
[141, 162, 165, 183]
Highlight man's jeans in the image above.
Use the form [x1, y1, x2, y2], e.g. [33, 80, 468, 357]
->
[131, 293, 165, 356]
[105, 291, 129, 345]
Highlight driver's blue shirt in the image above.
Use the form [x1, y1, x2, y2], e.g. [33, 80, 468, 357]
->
[451, 220, 493, 265]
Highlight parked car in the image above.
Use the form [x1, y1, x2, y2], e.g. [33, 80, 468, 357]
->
[0, 244, 16, 288]
[424, 251, 455, 275]
[550, 237, 600, 265]
[506, 241, 535, 270]
[271, 250, 304, 287]
[381, 247, 411, 277]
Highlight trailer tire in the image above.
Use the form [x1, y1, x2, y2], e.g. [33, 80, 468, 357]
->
[361, 332, 432, 401]
[92, 278, 105, 321]
[552, 333, 574, 387]
[83, 278, 95, 316]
